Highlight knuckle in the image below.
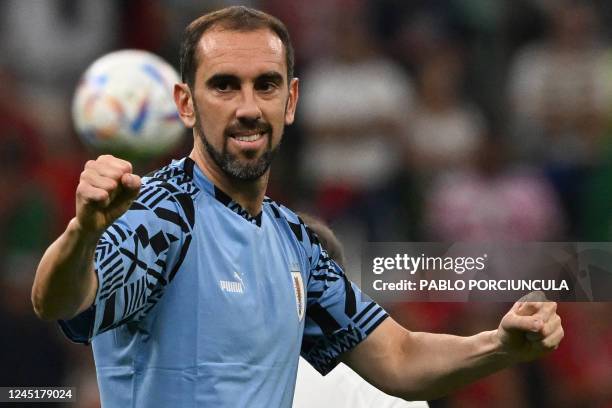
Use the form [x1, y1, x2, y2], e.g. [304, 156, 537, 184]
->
[81, 167, 96, 177]
[79, 182, 94, 196]
[120, 160, 133, 173]
[101, 165, 122, 179]
[106, 157, 131, 174]
[79, 185, 107, 203]
[93, 190, 109, 203]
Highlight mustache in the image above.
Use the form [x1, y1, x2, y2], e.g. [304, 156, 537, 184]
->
[224, 120, 272, 137]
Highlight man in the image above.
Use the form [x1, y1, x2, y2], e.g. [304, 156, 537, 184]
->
[32, 6, 563, 408]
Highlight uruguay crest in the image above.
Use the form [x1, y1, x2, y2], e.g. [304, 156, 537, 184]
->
[291, 264, 305, 321]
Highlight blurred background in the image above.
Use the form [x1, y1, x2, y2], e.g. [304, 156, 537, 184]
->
[1, 0, 612, 407]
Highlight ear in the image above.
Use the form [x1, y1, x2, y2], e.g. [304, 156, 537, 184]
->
[174, 83, 196, 128]
[284, 77, 299, 125]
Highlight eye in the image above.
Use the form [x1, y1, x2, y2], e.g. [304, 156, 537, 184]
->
[207, 76, 240, 93]
[214, 80, 235, 92]
[256, 81, 279, 93]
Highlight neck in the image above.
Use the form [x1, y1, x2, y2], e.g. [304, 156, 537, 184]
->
[189, 146, 268, 217]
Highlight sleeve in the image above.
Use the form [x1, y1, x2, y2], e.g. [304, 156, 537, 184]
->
[300, 227, 389, 375]
[58, 179, 195, 344]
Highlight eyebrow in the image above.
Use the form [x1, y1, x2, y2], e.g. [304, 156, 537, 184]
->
[205, 71, 285, 87]
[256, 71, 284, 85]
[205, 73, 239, 87]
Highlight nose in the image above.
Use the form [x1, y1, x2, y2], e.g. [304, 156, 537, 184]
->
[235, 87, 262, 122]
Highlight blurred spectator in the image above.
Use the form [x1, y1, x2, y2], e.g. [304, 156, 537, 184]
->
[405, 43, 486, 177]
[424, 136, 564, 241]
[507, 0, 612, 235]
[508, 0, 610, 164]
[299, 4, 414, 240]
[0, 0, 119, 91]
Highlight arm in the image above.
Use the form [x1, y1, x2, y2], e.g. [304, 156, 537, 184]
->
[341, 300, 563, 401]
[31, 155, 141, 320]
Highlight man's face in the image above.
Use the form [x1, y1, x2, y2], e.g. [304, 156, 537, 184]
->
[187, 28, 298, 181]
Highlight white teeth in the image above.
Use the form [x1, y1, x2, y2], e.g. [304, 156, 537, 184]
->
[235, 133, 263, 142]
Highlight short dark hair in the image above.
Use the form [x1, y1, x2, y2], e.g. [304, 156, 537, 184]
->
[179, 6, 295, 88]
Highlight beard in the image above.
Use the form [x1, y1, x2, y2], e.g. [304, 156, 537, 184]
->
[194, 113, 279, 181]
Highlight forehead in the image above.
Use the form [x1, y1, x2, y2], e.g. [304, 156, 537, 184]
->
[196, 28, 286, 80]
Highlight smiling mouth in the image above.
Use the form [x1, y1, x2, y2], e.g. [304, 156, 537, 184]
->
[230, 131, 267, 143]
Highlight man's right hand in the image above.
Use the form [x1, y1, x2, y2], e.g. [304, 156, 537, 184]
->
[76, 154, 141, 236]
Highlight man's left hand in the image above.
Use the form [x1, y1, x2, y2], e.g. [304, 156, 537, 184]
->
[496, 291, 564, 363]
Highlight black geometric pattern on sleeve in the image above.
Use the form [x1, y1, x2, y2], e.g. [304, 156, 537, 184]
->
[284, 213, 358, 318]
[301, 242, 389, 373]
[93, 159, 200, 335]
[302, 324, 363, 375]
[268, 201, 389, 374]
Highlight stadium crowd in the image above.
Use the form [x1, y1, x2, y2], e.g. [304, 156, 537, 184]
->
[1, 0, 611, 407]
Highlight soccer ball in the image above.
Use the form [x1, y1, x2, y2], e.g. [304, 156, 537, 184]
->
[72, 49, 184, 159]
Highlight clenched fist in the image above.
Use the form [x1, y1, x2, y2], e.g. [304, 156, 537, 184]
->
[497, 291, 564, 363]
[75, 154, 141, 235]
